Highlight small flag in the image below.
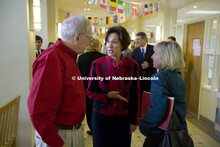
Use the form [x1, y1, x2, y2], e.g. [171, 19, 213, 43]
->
[149, 3, 153, 14]
[113, 15, 118, 23]
[90, 0, 98, 5]
[125, 2, 131, 16]
[119, 13, 125, 23]
[93, 17, 99, 25]
[139, 4, 144, 16]
[88, 17, 92, 22]
[117, 0, 124, 14]
[94, 27, 98, 34]
[100, 0, 107, 9]
[106, 16, 111, 25]
[144, 4, 149, 15]
[98, 28, 101, 36]
[92, 26, 95, 33]
[110, 0, 117, 12]
[132, 3, 137, 17]
[155, 2, 159, 12]
[99, 17, 103, 26]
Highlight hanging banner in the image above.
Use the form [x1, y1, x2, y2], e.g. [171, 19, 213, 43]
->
[110, 0, 117, 12]
[90, 0, 98, 5]
[93, 17, 99, 25]
[117, 0, 124, 14]
[119, 13, 125, 23]
[113, 15, 118, 23]
[132, 3, 137, 19]
[99, 17, 104, 26]
[139, 4, 144, 16]
[149, 3, 153, 14]
[125, 2, 131, 16]
[144, 4, 149, 15]
[100, 0, 107, 9]
[106, 16, 111, 25]
[88, 17, 92, 22]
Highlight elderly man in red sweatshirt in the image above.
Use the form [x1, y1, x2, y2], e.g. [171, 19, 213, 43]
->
[27, 15, 92, 147]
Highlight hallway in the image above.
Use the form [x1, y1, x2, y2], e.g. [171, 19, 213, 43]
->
[82, 116, 220, 147]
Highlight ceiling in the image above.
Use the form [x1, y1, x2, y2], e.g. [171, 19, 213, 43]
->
[176, 0, 220, 23]
[56, 0, 220, 23]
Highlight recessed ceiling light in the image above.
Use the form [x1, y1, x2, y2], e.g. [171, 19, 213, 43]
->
[87, 8, 91, 11]
[84, 8, 87, 11]
[88, 1, 91, 4]
[177, 20, 185, 23]
[186, 10, 220, 14]
[193, 6, 197, 8]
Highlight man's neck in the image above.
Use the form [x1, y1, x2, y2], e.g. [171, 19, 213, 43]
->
[60, 39, 78, 53]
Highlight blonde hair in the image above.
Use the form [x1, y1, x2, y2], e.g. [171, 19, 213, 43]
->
[155, 41, 185, 71]
[86, 38, 102, 52]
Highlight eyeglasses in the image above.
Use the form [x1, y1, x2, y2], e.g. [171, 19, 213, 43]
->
[82, 34, 94, 42]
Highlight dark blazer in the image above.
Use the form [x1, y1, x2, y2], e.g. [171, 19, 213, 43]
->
[132, 44, 157, 92]
[36, 49, 45, 57]
[77, 51, 106, 90]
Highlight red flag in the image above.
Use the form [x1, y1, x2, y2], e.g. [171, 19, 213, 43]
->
[93, 17, 99, 25]
[100, 0, 107, 9]
[132, 3, 137, 17]
[110, 0, 117, 12]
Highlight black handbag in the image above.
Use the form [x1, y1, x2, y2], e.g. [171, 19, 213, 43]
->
[160, 72, 194, 147]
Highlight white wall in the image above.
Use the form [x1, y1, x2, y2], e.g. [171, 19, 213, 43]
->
[200, 88, 218, 121]
[0, 0, 34, 146]
[35, 0, 48, 49]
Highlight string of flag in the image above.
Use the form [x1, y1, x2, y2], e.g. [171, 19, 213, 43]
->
[88, 14, 125, 26]
[87, 0, 160, 26]
[90, 0, 160, 16]
[86, 0, 160, 36]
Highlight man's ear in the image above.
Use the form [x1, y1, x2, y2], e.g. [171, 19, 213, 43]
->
[75, 33, 80, 41]
[73, 33, 80, 44]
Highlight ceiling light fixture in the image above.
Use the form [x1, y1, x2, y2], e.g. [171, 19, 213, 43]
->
[88, 1, 91, 4]
[193, 6, 197, 8]
[177, 20, 185, 23]
[186, 10, 220, 14]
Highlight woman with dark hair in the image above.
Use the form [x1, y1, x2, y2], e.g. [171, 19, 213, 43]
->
[86, 26, 140, 147]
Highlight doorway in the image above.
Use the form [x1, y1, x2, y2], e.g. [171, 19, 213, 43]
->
[185, 21, 205, 116]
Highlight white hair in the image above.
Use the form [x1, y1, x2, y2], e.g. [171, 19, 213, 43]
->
[61, 15, 91, 40]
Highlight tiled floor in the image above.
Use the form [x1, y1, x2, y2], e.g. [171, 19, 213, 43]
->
[82, 118, 220, 147]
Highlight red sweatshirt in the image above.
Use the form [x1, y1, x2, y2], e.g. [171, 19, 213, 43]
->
[86, 55, 140, 125]
[27, 39, 86, 147]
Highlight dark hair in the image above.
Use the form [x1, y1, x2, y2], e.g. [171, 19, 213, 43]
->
[136, 32, 147, 39]
[36, 35, 43, 43]
[168, 36, 176, 41]
[105, 26, 130, 51]
[48, 42, 54, 47]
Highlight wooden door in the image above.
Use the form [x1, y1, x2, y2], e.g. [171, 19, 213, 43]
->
[185, 22, 205, 116]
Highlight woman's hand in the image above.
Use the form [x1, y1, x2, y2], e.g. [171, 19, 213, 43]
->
[107, 91, 128, 102]
[130, 124, 137, 134]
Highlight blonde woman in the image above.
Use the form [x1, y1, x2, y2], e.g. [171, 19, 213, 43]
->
[77, 38, 105, 135]
[139, 41, 187, 147]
